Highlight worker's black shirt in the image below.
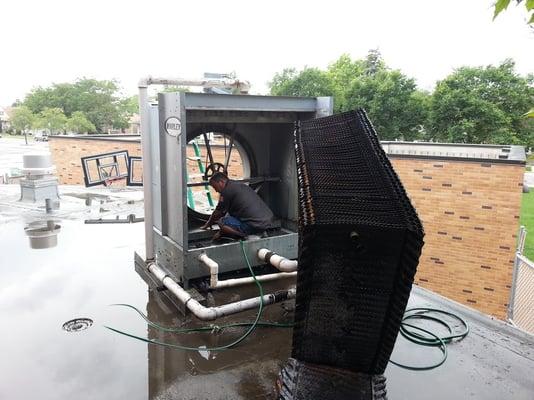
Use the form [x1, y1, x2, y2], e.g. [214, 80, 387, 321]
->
[215, 180, 274, 231]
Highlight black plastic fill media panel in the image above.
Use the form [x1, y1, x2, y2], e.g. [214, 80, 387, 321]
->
[81, 150, 130, 187]
[291, 109, 425, 375]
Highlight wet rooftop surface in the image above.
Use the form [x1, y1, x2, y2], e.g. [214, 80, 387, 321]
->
[0, 185, 533, 400]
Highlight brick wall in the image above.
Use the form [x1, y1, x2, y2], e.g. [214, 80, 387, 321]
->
[390, 157, 523, 319]
[49, 137, 142, 185]
[49, 137, 244, 188]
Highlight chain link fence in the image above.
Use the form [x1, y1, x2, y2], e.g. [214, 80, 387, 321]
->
[508, 227, 534, 334]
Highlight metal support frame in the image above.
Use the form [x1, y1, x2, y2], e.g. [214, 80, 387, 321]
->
[139, 84, 154, 260]
[508, 251, 521, 321]
[137, 76, 332, 303]
[507, 225, 529, 323]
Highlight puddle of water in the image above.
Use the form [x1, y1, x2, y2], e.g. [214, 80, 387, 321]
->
[0, 219, 294, 400]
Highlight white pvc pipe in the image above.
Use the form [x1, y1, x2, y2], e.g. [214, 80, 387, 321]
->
[214, 271, 297, 289]
[147, 262, 296, 321]
[258, 248, 298, 272]
[198, 253, 219, 288]
[138, 76, 250, 94]
[199, 252, 297, 289]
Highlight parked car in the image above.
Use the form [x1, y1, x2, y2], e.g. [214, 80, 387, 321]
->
[34, 132, 48, 142]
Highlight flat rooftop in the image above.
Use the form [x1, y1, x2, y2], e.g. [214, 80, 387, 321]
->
[0, 184, 532, 399]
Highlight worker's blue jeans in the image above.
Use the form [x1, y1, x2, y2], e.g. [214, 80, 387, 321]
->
[220, 215, 255, 235]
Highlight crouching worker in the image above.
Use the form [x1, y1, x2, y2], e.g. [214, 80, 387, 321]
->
[200, 172, 275, 241]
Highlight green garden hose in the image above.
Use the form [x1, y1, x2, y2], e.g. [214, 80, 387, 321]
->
[389, 307, 469, 370]
[109, 302, 293, 333]
[104, 241, 270, 351]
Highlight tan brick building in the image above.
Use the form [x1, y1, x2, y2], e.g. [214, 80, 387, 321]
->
[383, 142, 525, 319]
[49, 136, 525, 319]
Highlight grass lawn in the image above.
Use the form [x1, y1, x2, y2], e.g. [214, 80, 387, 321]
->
[0, 134, 32, 141]
[520, 191, 534, 260]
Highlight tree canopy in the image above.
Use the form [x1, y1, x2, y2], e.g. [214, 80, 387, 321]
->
[269, 51, 533, 147]
[33, 108, 68, 134]
[66, 111, 96, 134]
[429, 60, 534, 147]
[10, 106, 34, 133]
[493, 0, 534, 24]
[270, 51, 429, 141]
[23, 78, 132, 133]
[270, 68, 334, 98]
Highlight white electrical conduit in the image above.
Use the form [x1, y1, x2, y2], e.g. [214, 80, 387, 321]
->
[198, 253, 297, 289]
[257, 248, 298, 272]
[148, 262, 296, 321]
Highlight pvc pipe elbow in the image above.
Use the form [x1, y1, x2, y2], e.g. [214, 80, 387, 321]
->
[258, 248, 270, 260]
[198, 253, 219, 288]
[199, 253, 219, 271]
[257, 248, 298, 272]
[278, 259, 298, 272]
[188, 301, 218, 321]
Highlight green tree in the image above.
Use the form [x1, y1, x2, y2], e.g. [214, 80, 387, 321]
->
[66, 111, 96, 134]
[10, 106, 35, 134]
[363, 48, 386, 76]
[493, 0, 534, 24]
[123, 95, 139, 115]
[24, 78, 132, 133]
[269, 67, 334, 97]
[10, 106, 35, 144]
[35, 108, 68, 135]
[336, 51, 429, 140]
[429, 60, 534, 146]
[343, 68, 429, 140]
[327, 54, 365, 112]
[269, 51, 429, 140]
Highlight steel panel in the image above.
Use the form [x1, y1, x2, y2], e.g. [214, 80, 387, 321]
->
[158, 92, 187, 247]
[183, 93, 319, 112]
[154, 230, 185, 282]
[315, 96, 334, 118]
[150, 105, 163, 231]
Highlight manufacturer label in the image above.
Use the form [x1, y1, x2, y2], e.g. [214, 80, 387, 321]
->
[165, 116, 182, 137]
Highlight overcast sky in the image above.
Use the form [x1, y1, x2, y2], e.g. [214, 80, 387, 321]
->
[1, 0, 532, 105]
